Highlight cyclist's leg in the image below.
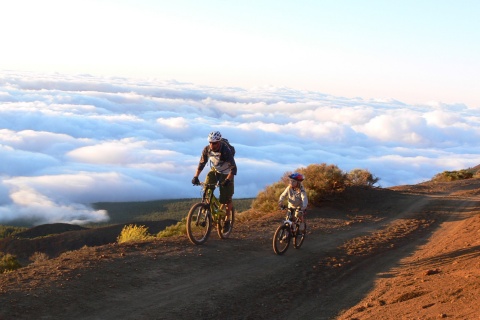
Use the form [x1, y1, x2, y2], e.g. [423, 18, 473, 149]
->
[204, 170, 217, 189]
[219, 174, 234, 219]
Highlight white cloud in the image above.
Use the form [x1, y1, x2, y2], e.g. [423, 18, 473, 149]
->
[1, 70, 480, 225]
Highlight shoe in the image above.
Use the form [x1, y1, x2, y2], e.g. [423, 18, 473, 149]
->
[223, 220, 231, 232]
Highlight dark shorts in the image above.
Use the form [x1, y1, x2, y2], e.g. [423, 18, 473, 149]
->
[205, 170, 234, 204]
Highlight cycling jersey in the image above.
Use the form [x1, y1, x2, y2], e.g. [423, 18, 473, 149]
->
[279, 185, 308, 210]
[197, 141, 237, 175]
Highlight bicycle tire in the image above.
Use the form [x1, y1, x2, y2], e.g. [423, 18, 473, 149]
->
[186, 203, 212, 245]
[273, 224, 291, 255]
[217, 207, 235, 239]
[293, 222, 306, 249]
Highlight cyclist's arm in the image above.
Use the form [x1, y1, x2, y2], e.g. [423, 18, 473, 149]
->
[195, 146, 210, 177]
[300, 186, 308, 210]
[278, 186, 289, 205]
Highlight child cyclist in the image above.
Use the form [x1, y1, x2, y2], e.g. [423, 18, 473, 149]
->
[278, 172, 308, 228]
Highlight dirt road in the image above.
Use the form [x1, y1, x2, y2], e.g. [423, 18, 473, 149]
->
[1, 179, 480, 319]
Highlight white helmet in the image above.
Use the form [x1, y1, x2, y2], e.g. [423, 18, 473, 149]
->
[208, 131, 222, 143]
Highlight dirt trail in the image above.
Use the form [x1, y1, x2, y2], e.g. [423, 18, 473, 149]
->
[1, 179, 480, 319]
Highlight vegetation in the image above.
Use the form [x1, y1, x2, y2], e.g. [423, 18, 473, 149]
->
[0, 225, 27, 239]
[432, 169, 475, 182]
[252, 163, 379, 212]
[346, 168, 380, 187]
[0, 252, 22, 273]
[157, 218, 187, 238]
[117, 224, 154, 244]
[29, 252, 50, 264]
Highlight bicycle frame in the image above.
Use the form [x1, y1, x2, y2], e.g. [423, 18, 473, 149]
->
[272, 207, 307, 254]
[202, 184, 227, 223]
[283, 208, 302, 229]
[186, 182, 234, 245]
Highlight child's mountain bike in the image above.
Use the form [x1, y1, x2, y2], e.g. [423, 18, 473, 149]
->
[186, 182, 235, 245]
[272, 207, 307, 255]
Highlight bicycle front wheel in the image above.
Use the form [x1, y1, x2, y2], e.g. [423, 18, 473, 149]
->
[186, 203, 212, 245]
[293, 222, 306, 249]
[217, 207, 235, 239]
[273, 224, 291, 255]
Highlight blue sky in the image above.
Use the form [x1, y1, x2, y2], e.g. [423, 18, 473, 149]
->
[1, 1, 480, 225]
[1, 0, 479, 106]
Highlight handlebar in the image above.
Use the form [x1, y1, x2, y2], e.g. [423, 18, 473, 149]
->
[279, 206, 305, 214]
[193, 181, 220, 188]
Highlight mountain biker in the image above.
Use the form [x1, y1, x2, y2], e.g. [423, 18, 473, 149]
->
[278, 172, 308, 228]
[192, 131, 237, 231]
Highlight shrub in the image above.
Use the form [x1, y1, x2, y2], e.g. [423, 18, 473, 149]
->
[433, 169, 474, 182]
[0, 225, 27, 239]
[157, 218, 186, 238]
[298, 163, 347, 204]
[29, 252, 50, 264]
[252, 181, 286, 212]
[346, 168, 380, 187]
[253, 163, 349, 210]
[0, 252, 22, 273]
[117, 224, 153, 244]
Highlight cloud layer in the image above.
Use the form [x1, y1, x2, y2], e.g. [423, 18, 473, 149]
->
[1, 71, 479, 225]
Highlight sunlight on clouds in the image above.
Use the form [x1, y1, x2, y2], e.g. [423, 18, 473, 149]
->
[1, 71, 480, 225]
[156, 117, 189, 129]
[293, 105, 376, 125]
[423, 110, 463, 128]
[67, 139, 147, 165]
[5, 184, 108, 225]
[358, 113, 429, 145]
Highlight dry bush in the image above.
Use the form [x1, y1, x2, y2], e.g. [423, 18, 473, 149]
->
[298, 163, 347, 204]
[253, 163, 348, 210]
[251, 163, 380, 211]
[251, 181, 286, 212]
[29, 252, 50, 264]
[346, 168, 380, 187]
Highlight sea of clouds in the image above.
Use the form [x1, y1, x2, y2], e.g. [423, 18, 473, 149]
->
[1, 71, 479, 225]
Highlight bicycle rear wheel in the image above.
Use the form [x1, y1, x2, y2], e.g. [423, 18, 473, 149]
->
[217, 207, 235, 239]
[273, 224, 291, 255]
[186, 203, 212, 245]
[293, 222, 306, 249]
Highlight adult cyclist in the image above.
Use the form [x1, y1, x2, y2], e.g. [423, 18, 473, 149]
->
[192, 131, 237, 232]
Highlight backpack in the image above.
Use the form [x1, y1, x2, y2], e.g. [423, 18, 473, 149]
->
[221, 138, 235, 157]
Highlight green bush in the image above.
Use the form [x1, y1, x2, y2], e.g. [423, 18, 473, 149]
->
[433, 169, 474, 182]
[0, 225, 27, 239]
[157, 218, 187, 238]
[0, 252, 22, 273]
[117, 224, 153, 244]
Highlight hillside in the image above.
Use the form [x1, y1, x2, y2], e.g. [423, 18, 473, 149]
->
[1, 178, 480, 319]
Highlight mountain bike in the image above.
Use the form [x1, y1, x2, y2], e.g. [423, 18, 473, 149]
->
[272, 207, 307, 255]
[186, 182, 235, 245]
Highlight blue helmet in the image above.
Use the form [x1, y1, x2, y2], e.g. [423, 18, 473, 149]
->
[289, 172, 304, 181]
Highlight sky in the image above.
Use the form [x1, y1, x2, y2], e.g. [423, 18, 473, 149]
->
[1, 1, 480, 225]
[1, 0, 479, 106]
